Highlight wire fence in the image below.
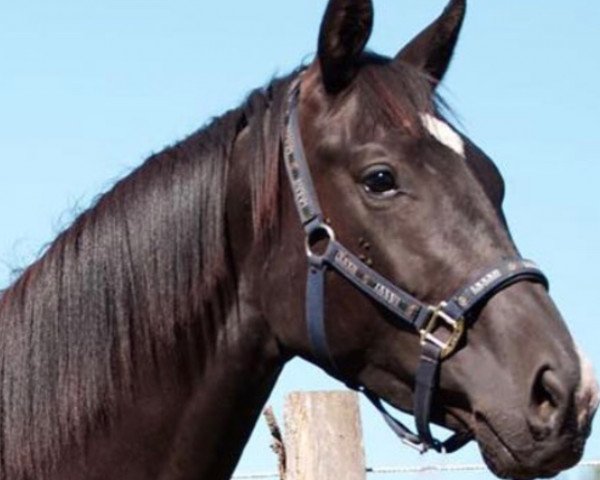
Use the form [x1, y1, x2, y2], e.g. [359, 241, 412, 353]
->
[233, 460, 600, 479]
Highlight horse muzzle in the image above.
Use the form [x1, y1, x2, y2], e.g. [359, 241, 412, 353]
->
[473, 347, 598, 480]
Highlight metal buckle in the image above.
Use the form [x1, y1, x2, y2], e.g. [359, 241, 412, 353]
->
[420, 302, 465, 360]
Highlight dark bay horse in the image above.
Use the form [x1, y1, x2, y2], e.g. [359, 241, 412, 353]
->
[0, 0, 597, 479]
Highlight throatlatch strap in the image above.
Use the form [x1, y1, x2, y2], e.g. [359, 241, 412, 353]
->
[362, 386, 470, 454]
[362, 389, 423, 448]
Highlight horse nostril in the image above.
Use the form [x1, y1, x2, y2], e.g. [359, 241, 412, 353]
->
[533, 368, 560, 410]
[529, 367, 564, 440]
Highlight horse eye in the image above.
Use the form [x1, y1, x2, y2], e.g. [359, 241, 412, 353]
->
[362, 168, 399, 197]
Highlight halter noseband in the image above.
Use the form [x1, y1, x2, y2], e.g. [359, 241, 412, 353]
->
[282, 77, 549, 453]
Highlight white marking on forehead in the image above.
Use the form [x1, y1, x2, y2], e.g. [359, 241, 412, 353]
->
[420, 113, 465, 158]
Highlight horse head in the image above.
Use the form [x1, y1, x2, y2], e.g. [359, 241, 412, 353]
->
[264, 1, 598, 478]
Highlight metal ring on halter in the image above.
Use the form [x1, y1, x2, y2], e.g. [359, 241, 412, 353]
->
[305, 223, 336, 264]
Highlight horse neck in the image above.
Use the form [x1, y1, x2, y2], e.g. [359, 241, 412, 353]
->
[49, 296, 284, 480]
[158, 291, 284, 479]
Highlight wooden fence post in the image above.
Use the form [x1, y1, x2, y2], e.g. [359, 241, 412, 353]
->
[284, 391, 366, 480]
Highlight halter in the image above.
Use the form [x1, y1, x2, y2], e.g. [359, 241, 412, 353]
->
[282, 77, 549, 453]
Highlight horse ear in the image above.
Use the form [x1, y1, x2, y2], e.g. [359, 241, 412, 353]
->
[317, 0, 374, 94]
[394, 0, 466, 86]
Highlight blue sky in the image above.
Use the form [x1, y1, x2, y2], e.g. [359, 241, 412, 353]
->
[1, 1, 599, 478]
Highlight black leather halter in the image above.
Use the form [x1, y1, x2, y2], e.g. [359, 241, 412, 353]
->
[282, 77, 549, 453]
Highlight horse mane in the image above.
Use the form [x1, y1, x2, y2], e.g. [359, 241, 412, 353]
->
[0, 71, 296, 479]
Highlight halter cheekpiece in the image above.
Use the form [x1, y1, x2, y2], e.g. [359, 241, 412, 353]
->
[282, 76, 549, 453]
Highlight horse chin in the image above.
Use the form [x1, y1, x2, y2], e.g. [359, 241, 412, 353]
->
[472, 413, 585, 480]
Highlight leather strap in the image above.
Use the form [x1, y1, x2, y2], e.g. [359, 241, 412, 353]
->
[362, 386, 471, 454]
[323, 241, 424, 327]
[416, 259, 550, 332]
[306, 264, 333, 368]
[414, 342, 442, 449]
[283, 81, 324, 231]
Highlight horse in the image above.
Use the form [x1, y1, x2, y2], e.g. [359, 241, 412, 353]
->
[0, 0, 597, 479]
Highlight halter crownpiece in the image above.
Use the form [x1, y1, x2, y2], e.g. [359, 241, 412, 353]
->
[282, 77, 549, 453]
